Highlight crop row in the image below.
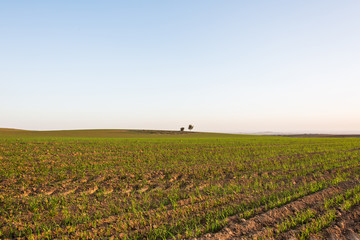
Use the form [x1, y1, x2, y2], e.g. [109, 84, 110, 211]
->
[0, 136, 359, 239]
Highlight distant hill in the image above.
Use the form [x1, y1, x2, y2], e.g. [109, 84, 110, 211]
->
[281, 134, 360, 138]
[235, 131, 360, 138]
[0, 128, 28, 131]
[0, 128, 237, 138]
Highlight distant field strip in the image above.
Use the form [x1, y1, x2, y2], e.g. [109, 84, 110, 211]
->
[0, 135, 360, 239]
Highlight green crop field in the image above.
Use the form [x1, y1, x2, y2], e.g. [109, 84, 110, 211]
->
[1, 129, 360, 239]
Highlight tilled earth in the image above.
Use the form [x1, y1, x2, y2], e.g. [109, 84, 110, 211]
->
[197, 180, 360, 240]
[1, 136, 360, 239]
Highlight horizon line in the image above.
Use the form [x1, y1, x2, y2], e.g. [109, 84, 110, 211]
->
[1, 127, 360, 135]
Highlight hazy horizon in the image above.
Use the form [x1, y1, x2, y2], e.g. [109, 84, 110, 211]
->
[1, 1, 359, 133]
[2, 127, 360, 135]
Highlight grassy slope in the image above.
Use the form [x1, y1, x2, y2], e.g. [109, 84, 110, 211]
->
[1, 129, 360, 239]
[0, 128, 238, 138]
[1, 135, 360, 239]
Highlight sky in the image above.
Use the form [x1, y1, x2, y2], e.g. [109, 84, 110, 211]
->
[1, 1, 360, 133]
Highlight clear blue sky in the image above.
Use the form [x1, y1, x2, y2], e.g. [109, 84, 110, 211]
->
[1, 1, 360, 133]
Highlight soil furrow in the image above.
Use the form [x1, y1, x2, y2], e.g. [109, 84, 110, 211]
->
[196, 180, 357, 240]
[311, 205, 360, 240]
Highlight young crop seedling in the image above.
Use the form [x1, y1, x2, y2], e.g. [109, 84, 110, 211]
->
[1, 134, 360, 239]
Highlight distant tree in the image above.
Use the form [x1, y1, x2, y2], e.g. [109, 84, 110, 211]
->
[188, 124, 194, 131]
[180, 127, 185, 132]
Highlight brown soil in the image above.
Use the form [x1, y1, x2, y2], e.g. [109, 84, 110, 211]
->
[195, 180, 360, 240]
[312, 205, 360, 240]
